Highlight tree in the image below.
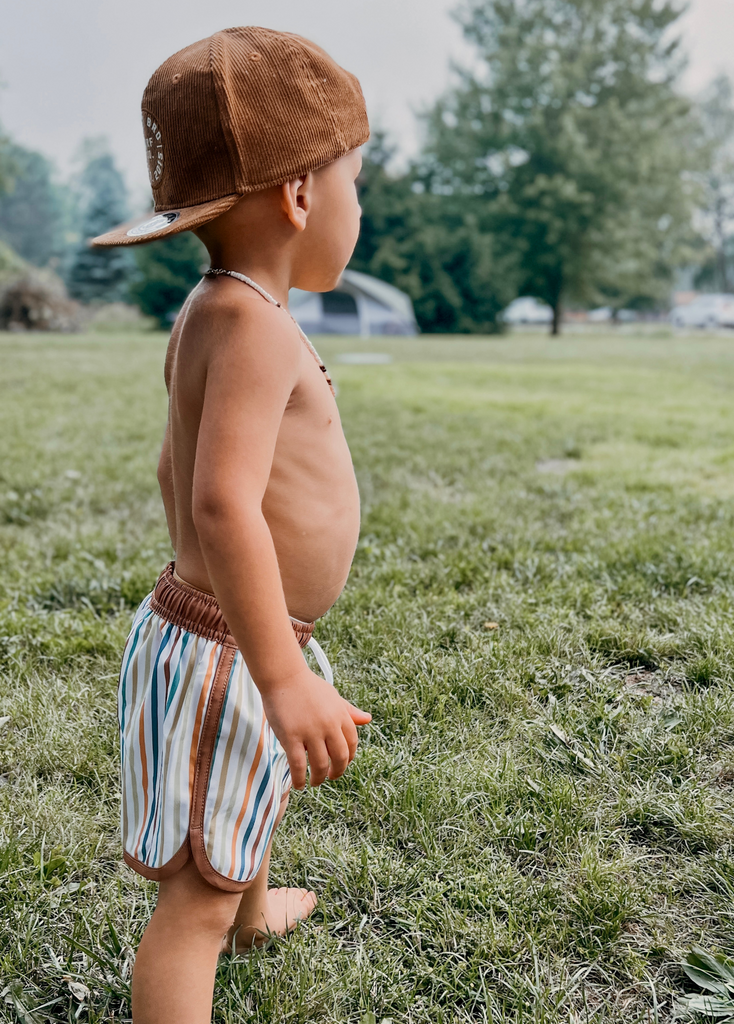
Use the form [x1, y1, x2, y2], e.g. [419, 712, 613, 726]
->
[128, 232, 208, 328]
[0, 121, 15, 198]
[350, 132, 516, 333]
[421, 0, 699, 333]
[0, 142, 70, 268]
[0, 238, 26, 286]
[694, 75, 734, 292]
[67, 139, 135, 304]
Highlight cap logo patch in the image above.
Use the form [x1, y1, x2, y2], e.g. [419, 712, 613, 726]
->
[143, 111, 166, 187]
[127, 211, 181, 237]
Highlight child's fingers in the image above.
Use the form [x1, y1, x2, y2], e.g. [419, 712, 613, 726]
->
[287, 744, 308, 790]
[346, 702, 371, 725]
[342, 717, 359, 762]
[306, 740, 330, 787]
[326, 731, 350, 780]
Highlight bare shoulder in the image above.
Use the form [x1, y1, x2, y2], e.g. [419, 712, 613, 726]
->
[179, 278, 302, 376]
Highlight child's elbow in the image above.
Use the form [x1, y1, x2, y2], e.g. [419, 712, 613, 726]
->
[192, 490, 255, 539]
[157, 459, 171, 493]
[192, 492, 228, 536]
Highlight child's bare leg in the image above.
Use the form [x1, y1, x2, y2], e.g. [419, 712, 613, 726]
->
[131, 858, 241, 1024]
[224, 790, 317, 953]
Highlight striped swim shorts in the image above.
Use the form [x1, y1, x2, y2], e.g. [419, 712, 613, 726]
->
[118, 562, 333, 891]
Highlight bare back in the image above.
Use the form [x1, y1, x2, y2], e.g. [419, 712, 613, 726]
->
[159, 276, 361, 623]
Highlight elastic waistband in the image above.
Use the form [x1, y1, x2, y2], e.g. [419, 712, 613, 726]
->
[150, 562, 315, 649]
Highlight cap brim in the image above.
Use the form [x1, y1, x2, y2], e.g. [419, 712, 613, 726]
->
[91, 194, 242, 247]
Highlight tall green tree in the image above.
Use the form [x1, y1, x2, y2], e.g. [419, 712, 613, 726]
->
[351, 132, 516, 333]
[421, 0, 699, 333]
[694, 74, 734, 292]
[0, 122, 14, 198]
[0, 127, 30, 287]
[67, 140, 135, 304]
[129, 232, 208, 328]
[0, 142, 69, 268]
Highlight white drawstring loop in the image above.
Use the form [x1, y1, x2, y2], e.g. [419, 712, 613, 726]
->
[306, 637, 334, 686]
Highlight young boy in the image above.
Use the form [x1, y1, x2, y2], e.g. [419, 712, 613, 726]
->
[92, 26, 372, 1024]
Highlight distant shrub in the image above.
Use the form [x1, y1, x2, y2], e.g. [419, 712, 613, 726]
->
[0, 266, 81, 332]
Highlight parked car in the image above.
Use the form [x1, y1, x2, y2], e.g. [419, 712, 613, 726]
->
[588, 306, 638, 323]
[670, 293, 734, 329]
[587, 306, 612, 323]
[503, 297, 553, 324]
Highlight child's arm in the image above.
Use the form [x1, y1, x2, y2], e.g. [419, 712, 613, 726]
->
[188, 296, 370, 789]
[159, 328, 182, 553]
[157, 424, 177, 552]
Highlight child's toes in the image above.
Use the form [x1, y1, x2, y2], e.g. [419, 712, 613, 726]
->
[301, 889, 318, 912]
[264, 886, 318, 935]
[287, 887, 318, 922]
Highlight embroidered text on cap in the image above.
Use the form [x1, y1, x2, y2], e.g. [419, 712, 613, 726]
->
[143, 112, 165, 187]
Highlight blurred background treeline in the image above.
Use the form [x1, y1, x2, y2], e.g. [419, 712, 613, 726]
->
[1, 0, 733, 336]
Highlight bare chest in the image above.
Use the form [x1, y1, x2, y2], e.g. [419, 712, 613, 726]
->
[273, 348, 354, 479]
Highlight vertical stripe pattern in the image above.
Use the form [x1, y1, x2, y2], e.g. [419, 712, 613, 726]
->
[118, 594, 292, 886]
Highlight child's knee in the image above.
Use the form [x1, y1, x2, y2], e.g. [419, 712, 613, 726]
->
[155, 862, 242, 937]
[195, 895, 241, 938]
[159, 889, 240, 939]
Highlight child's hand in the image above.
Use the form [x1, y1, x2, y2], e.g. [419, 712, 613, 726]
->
[261, 669, 371, 788]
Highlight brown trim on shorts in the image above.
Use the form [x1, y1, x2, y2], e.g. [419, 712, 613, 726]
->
[151, 562, 315, 648]
[123, 837, 191, 882]
[187, 643, 251, 891]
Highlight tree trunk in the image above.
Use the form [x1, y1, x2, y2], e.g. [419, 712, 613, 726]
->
[715, 196, 730, 293]
[717, 247, 730, 293]
[551, 301, 562, 335]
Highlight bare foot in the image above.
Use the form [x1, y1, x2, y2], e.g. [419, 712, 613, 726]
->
[222, 887, 318, 953]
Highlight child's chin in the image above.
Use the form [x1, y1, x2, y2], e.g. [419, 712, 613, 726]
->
[294, 273, 343, 293]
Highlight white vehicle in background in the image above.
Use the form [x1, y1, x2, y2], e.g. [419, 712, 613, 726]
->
[588, 306, 638, 323]
[670, 293, 734, 329]
[587, 306, 612, 323]
[503, 296, 553, 324]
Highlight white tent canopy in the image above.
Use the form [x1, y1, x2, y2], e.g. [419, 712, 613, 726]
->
[289, 269, 418, 337]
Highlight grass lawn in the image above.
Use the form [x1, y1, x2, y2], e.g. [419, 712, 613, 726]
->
[2, 327, 734, 1022]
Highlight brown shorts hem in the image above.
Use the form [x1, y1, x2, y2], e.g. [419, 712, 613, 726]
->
[123, 836, 191, 882]
[123, 841, 252, 892]
[123, 780, 292, 890]
[189, 828, 252, 893]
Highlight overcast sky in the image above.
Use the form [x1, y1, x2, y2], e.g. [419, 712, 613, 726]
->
[0, 0, 731, 211]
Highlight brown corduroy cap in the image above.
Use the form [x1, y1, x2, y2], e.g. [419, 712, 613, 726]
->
[92, 27, 370, 247]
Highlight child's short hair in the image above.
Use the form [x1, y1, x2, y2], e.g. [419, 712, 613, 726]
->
[93, 27, 369, 248]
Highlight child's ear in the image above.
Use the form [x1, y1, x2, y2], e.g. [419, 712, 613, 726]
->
[281, 174, 311, 231]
